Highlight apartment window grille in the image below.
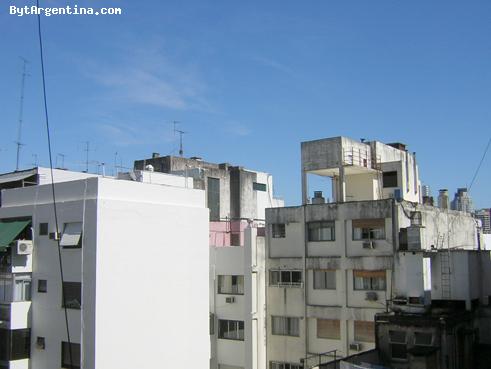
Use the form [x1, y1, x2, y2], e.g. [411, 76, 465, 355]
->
[308, 221, 335, 242]
[269, 270, 302, 287]
[271, 316, 299, 337]
[62, 282, 81, 309]
[61, 341, 81, 369]
[253, 182, 267, 192]
[354, 321, 375, 343]
[317, 319, 340, 340]
[218, 275, 244, 295]
[218, 319, 244, 341]
[60, 222, 83, 248]
[352, 219, 385, 240]
[270, 362, 302, 369]
[313, 270, 336, 290]
[39, 223, 49, 236]
[207, 177, 220, 221]
[414, 332, 433, 346]
[389, 330, 407, 359]
[383, 171, 398, 188]
[353, 270, 386, 291]
[271, 224, 286, 238]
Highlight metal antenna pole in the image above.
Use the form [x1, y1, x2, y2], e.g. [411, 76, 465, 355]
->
[15, 57, 29, 171]
[176, 130, 186, 157]
[84, 141, 90, 172]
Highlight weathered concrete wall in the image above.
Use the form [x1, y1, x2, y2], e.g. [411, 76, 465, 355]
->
[301, 137, 343, 171]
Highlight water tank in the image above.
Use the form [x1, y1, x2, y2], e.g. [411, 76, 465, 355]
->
[145, 164, 154, 172]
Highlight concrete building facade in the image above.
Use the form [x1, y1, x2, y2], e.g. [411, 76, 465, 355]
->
[0, 169, 210, 369]
[263, 137, 479, 369]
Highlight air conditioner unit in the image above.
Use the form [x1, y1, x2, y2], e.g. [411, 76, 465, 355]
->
[16, 240, 33, 255]
[365, 291, 378, 301]
[350, 342, 362, 351]
[225, 297, 236, 303]
[49, 232, 60, 241]
[362, 241, 375, 249]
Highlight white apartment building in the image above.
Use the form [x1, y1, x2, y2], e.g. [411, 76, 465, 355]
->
[0, 169, 209, 369]
[264, 137, 479, 369]
[209, 226, 267, 369]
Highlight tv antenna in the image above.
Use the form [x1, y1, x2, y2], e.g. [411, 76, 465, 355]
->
[56, 153, 66, 169]
[15, 57, 30, 171]
[173, 121, 187, 157]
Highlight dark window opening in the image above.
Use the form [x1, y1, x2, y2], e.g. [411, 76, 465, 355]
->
[38, 279, 47, 293]
[253, 182, 267, 192]
[272, 224, 286, 238]
[0, 328, 31, 361]
[62, 282, 81, 309]
[39, 223, 49, 236]
[61, 341, 81, 369]
[383, 171, 398, 188]
[218, 319, 244, 341]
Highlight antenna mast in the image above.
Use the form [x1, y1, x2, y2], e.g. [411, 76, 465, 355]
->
[15, 57, 29, 171]
[173, 121, 187, 157]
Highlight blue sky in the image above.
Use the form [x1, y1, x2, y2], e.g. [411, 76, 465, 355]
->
[1, 0, 490, 208]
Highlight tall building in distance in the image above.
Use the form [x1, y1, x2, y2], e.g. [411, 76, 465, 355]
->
[421, 184, 431, 198]
[437, 189, 450, 210]
[475, 208, 491, 234]
[451, 187, 473, 213]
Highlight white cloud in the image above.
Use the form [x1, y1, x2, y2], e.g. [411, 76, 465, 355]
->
[85, 43, 210, 111]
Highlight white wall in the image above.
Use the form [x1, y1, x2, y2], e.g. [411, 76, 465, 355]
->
[94, 178, 209, 369]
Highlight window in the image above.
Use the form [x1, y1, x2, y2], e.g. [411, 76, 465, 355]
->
[414, 332, 433, 346]
[0, 328, 31, 361]
[62, 282, 81, 309]
[272, 316, 299, 336]
[389, 330, 407, 360]
[218, 275, 244, 295]
[308, 221, 335, 241]
[60, 222, 83, 248]
[269, 270, 302, 287]
[383, 171, 398, 188]
[317, 319, 340, 339]
[313, 270, 336, 290]
[0, 275, 29, 302]
[270, 362, 302, 369]
[61, 341, 81, 369]
[36, 336, 45, 350]
[218, 319, 244, 341]
[38, 279, 47, 293]
[0, 305, 9, 322]
[207, 177, 220, 221]
[230, 233, 241, 246]
[253, 182, 267, 192]
[39, 223, 48, 236]
[353, 270, 386, 291]
[210, 313, 215, 335]
[271, 224, 286, 238]
[354, 321, 375, 343]
[352, 219, 385, 240]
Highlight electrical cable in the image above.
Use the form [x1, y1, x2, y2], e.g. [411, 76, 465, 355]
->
[36, 1, 74, 367]
[469, 137, 491, 192]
